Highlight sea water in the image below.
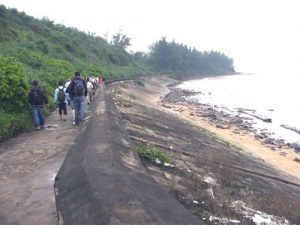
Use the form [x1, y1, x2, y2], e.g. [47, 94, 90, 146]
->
[178, 73, 300, 144]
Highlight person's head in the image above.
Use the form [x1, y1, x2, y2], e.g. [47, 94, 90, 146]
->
[75, 71, 80, 77]
[32, 80, 39, 86]
[87, 78, 90, 81]
[58, 80, 64, 86]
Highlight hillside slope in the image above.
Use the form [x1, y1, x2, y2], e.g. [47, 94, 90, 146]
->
[0, 5, 149, 140]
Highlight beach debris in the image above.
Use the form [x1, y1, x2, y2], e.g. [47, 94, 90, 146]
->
[238, 109, 272, 123]
[162, 87, 299, 154]
[163, 162, 175, 168]
[209, 216, 241, 224]
[204, 176, 217, 185]
[280, 124, 300, 135]
[294, 158, 300, 163]
[207, 188, 215, 199]
[216, 124, 230, 129]
[232, 200, 291, 225]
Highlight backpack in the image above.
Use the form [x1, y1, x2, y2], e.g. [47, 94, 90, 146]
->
[74, 79, 85, 96]
[30, 88, 43, 105]
[57, 88, 65, 103]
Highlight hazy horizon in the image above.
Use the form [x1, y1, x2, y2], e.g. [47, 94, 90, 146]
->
[1, 0, 300, 74]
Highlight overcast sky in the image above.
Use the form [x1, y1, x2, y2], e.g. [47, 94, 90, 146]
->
[1, 0, 300, 73]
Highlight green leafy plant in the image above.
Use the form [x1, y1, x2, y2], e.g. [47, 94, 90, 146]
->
[136, 144, 171, 164]
[0, 56, 30, 112]
[0, 110, 32, 141]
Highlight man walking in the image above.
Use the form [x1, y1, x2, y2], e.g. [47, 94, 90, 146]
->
[67, 72, 87, 126]
[28, 80, 48, 130]
[54, 80, 68, 121]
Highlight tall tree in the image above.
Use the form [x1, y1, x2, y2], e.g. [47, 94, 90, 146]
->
[111, 32, 131, 50]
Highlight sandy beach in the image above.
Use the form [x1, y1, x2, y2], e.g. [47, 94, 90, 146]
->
[116, 76, 300, 180]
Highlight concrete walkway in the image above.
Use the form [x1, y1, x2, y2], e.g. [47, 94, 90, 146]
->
[54, 89, 204, 225]
[0, 102, 82, 224]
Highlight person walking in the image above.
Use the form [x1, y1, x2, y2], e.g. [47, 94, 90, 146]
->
[54, 80, 68, 121]
[65, 77, 75, 121]
[28, 80, 48, 130]
[86, 78, 94, 104]
[67, 72, 87, 126]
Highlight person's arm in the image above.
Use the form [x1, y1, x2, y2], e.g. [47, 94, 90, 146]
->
[40, 88, 48, 105]
[64, 88, 68, 103]
[83, 79, 88, 97]
[54, 88, 58, 103]
[28, 90, 32, 105]
[67, 80, 74, 96]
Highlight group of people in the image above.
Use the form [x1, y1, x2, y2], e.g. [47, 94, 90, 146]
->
[27, 72, 105, 130]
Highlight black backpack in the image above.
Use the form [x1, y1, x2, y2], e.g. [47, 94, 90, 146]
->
[57, 88, 65, 103]
[74, 79, 85, 96]
[30, 88, 43, 105]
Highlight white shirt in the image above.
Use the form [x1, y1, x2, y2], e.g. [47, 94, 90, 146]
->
[87, 81, 93, 90]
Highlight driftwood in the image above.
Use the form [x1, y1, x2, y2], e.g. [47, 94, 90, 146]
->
[238, 110, 272, 123]
[280, 124, 300, 135]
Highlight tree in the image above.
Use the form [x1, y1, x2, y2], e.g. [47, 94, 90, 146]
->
[148, 37, 235, 77]
[111, 32, 131, 50]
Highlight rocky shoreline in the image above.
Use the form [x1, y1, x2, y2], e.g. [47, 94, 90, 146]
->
[162, 88, 300, 157]
[112, 78, 300, 224]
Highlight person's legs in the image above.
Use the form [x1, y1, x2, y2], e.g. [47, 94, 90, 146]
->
[69, 98, 75, 121]
[38, 106, 45, 127]
[79, 96, 86, 122]
[32, 106, 40, 129]
[58, 103, 63, 119]
[62, 102, 67, 120]
[73, 96, 80, 125]
[62, 102, 67, 115]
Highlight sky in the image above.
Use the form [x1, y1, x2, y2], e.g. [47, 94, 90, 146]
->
[1, 0, 300, 74]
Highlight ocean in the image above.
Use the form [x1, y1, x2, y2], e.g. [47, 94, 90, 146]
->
[177, 73, 300, 144]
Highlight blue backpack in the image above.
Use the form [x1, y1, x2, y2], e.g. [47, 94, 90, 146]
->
[74, 79, 85, 96]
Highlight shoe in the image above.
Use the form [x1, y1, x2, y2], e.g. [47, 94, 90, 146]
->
[35, 126, 40, 130]
[40, 125, 45, 129]
[73, 121, 79, 126]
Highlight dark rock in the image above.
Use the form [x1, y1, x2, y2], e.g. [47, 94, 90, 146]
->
[264, 138, 276, 145]
[292, 143, 300, 151]
[216, 124, 230, 129]
[294, 158, 300, 163]
[262, 118, 272, 123]
[255, 134, 264, 139]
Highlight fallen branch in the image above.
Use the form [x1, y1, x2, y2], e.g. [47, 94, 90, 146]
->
[280, 124, 300, 135]
[238, 110, 272, 123]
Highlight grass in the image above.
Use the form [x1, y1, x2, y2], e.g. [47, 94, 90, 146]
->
[136, 144, 172, 164]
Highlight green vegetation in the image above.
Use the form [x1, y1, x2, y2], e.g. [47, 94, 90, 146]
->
[0, 56, 32, 140]
[0, 5, 235, 139]
[136, 144, 172, 164]
[0, 5, 149, 139]
[148, 37, 235, 79]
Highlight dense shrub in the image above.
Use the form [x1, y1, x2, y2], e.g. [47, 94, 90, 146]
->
[0, 56, 30, 112]
[0, 110, 32, 141]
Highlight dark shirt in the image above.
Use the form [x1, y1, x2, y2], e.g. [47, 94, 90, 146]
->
[67, 76, 87, 97]
[28, 86, 48, 106]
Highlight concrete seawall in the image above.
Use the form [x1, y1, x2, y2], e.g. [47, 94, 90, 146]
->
[54, 89, 204, 225]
